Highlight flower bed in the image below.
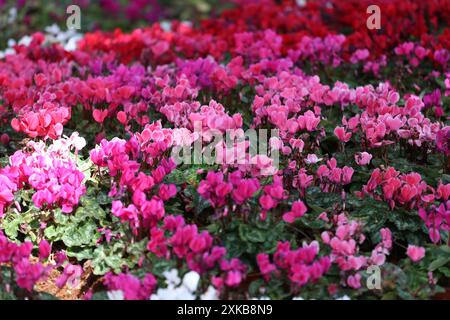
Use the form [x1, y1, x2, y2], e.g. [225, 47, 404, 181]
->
[0, 0, 449, 300]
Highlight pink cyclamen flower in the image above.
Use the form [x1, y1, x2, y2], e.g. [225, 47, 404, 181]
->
[38, 239, 51, 261]
[283, 200, 307, 223]
[355, 152, 372, 165]
[406, 245, 425, 262]
[334, 126, 352, 142]
[56, 264, 83, 288]
[117, 111, 127, 125]
[305, 154, 322, 164]
[93, 109, 109, 123]
[0, 133, 9, 145]
[347, 273, 362, 289]
[259, 195, 275, 211]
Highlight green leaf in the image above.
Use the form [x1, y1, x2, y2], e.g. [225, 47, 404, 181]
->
[428, 257, 450, 272]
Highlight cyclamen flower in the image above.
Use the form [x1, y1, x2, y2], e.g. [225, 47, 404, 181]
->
[305, 154, 322, 165]
[418, 201, 450, 243]
[117, 111, 127, 124]
[256, 254, 277, 279]
[297, 111, 321, 132]
[14, 260, 47, 292]
[406, 245, 425, 262]
[259, 194, 275, 211]
[104, 273, 157, 300]
[2, 136, 86, 214]
[219, 258, 247, 287]
[92, 109, 109, 123]
[0, 133, 9, 145]
[38, 239, 51, 261]
[355, 152, 372, 165]
[0, 174, 17, 216]
[334, 126, 352, 142]
[283, 200, 307, 223]
[151, 270, 200, 300]
[158, 184, 177, 201]
[361, 167, 433, 210]
[350, 49, 370, 64]
[11, 103, 70, 140]
[370, 228, 392, 266]
[317, 158, 354, 191]
[436, 127, 450, 156]
[56, 263, 83, 288]
[198, 171, 232, 208]
[229, 171, 260, 204]
[347, 273, 361, 289]
[293, 168, 314, 193]
[259, 241, 330, 288]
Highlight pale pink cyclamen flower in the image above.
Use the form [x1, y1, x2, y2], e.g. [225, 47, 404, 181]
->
[56, 264, 83, 288]
[406, 245, 425, 262]
[305, 154, 322, 164]
[350, 49, 369, 64]
[355, 152, 372, 165]
[347, 273, 362, 289]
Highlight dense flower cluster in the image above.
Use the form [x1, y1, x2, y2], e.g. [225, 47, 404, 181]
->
[0, 0, 449, 300]
[0, 134, 86, 215]
[257, 241, 331, 289]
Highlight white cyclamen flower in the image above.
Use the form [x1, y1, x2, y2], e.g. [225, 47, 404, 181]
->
[163, 269, 181, 287]
[182, 271, 200, 292]
[200, 286, 219, 300]
[107, 290, 124, 300]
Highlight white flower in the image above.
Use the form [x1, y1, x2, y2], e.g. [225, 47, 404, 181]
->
[18, 35, 32, 46]
[107, 290, 124, 300]
[251, 296, 271, 300]
[151, 269, 217, 300]
[336, 295, 351, 300]
[0, 48, 15, 60]
[7, 39, 16, 47]
[160, 21, 172, 32]
[163, 269, 181, 287]
[68, 132, 87, 151]
[182, 271, 200, 292]
[200, 286, 219, 300]
[8, 7, 17, 24]
[151, 286, 196, 300]
[64, 35, 82, 51]
[45, 24, 61, 35]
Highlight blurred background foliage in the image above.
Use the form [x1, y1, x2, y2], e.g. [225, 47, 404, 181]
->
[0, 0, 235, 47]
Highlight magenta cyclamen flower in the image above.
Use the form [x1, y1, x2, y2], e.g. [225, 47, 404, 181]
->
[418, 201, 450, 243]
[198, 171, 233, 208]
[104, 273, 157, 300]
[334, 126, 352, 142]
[436, 127, 450, 156]
[283, 200, 307, 223]
[1, 137, 86, 214]
[258, 241, 331, 287]
[38, 240, 51, 261]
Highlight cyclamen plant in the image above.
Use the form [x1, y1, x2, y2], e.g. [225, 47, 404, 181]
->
[0, 0, 449, 300]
